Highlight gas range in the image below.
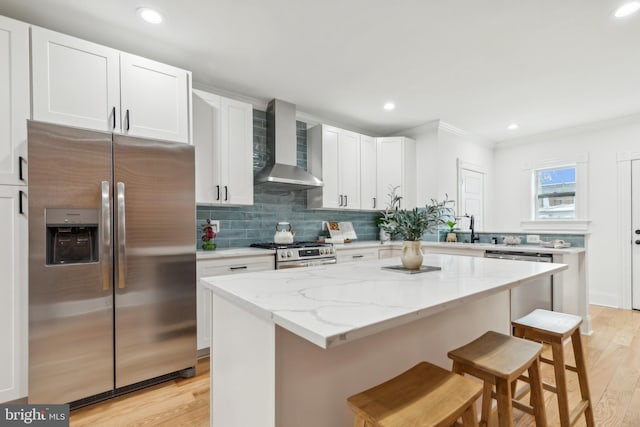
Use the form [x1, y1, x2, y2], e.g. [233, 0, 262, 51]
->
[250, 242, 336, 269]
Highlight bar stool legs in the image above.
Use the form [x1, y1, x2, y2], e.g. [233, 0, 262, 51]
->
[448, 331, 547, 427]
[512, 309, 595, 427]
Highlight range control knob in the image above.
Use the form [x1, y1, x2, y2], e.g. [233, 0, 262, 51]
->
[320, 248, 326, 254]
[280, 252, 286, 258]
[287, 251, 293, 258]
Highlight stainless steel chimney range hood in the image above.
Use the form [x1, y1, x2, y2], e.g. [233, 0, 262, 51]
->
[254, 99, 323, 191]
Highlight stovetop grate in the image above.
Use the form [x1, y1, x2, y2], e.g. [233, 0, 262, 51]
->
[250, 242, 331, 250]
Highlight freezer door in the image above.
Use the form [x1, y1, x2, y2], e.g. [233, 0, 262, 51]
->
[113, 135, 196, 388]
[28, 121, 114, 403]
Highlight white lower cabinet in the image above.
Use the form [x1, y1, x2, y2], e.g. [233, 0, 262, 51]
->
[336, 247, 379, 263]
[196, 255, 275, 351]
[0, 186, 28, 402]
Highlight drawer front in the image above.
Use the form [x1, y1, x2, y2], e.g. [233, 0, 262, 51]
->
[197, 256, 275, 277]
[337, 248, 379, 263]
[378, 247, 402, 259]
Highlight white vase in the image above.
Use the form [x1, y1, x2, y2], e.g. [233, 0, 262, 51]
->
[401, 240, 423, 270]
[379, 229, 390, 243]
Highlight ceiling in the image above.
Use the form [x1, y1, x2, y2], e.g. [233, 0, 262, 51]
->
[1, 0, 639, 142]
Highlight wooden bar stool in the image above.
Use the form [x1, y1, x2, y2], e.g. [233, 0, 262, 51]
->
[346, 361, 483, 426]
[512, 309, 595, 427]
[447, 331, 547, 427]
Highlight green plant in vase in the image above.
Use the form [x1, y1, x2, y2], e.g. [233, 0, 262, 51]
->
[379, 186, 455, 269]
[445, 220, 458, 242]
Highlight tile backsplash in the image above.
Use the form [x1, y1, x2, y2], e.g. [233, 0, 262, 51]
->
[196, 109, 378, 249]
[196, 109, 586, 249]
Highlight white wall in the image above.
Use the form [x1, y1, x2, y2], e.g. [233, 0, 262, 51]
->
[402, 120, 495, 229]
[493, 115, 640, 307]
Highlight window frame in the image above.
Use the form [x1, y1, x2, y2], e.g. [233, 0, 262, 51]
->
[520, 154, 590, 231]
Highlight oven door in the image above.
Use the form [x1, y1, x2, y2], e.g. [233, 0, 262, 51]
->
[277, 258, 337, 270]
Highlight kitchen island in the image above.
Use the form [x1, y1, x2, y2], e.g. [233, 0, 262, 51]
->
[201, 254, 567, 427]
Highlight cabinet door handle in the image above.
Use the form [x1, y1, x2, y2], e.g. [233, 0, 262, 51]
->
[216, 185, 220, 201]
[18, 190, 25, 215]
[18, 156, 26, 182]
[125, 109, 130, 131]
[352, 255, 364, 258]
[373, 197, 376, 209]
[112, 106, 116, 129]
[229, 265, 248, 271]
[339, 194, 343, 206]
[344, 195, 348, 207]
[224, 185, 229, 201]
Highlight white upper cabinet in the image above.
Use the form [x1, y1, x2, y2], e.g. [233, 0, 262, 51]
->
[193, 89, 253, 206]
[339, 130, 360, 210]
[308, 125, 361, 210]
[0, 16, 30, 186]
[359, 135, 377, 210]
[31, 26, 120, 132]
[376, 137, 416, 209]
[31, 26, 191, 143]
[120, 53, 190, 143]
[0, 187, 28, 403]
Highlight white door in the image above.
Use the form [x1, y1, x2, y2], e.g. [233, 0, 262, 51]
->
[321, 126, 340, 209]
[339, 130, 360, 209]
[0, 17, 29, 186]
[633, 160, 640, 310]
[221, 97, 253, 205]
[458, 164, 485, 231]
[31, 26, 120, 132]
[376, 137, 403, 209]
[0, 186, 28, 402]
[360, 135, 377, 210]
[120, 53, 190, 143]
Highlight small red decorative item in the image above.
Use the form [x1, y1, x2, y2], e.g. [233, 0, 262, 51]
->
[201, 219, 217, 250]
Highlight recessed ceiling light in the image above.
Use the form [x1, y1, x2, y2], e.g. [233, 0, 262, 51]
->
[614, 1, 640, 18]
[507, 123, 519, 130]
[383, 102, 395, 111]
[137, 7, 163, 24]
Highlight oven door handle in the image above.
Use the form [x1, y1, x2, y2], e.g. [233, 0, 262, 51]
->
[277, 258, 337, 269]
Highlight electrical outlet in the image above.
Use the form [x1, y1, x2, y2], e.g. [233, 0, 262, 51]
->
[210, 220, 220, 232]
[526, 234, 540, 243]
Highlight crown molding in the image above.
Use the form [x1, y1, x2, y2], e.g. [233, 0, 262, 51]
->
[495, 111, 640, 148]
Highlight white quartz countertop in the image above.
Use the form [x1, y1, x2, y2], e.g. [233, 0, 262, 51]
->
[334, 240, 584, 255]
[201, 254, 567, 349]
[197, 247, 274, 260]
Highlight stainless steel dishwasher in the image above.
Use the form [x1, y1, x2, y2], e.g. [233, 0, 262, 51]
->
[484, 250, 554, 321]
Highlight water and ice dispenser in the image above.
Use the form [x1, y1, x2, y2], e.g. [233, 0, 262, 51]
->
[46, 209, 99, 265]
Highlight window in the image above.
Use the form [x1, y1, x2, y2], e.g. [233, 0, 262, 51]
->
[520, 154, 589, 231]
[534, 165, 576, 219]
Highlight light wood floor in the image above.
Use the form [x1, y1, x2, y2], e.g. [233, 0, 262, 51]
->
[70, 305, 640, 426]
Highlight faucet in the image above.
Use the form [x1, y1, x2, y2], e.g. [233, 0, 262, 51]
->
[455, 214, 480, 243]
[469, 214, 480, 243]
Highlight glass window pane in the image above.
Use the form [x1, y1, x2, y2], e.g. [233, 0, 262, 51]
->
[535, 166, 576, 219]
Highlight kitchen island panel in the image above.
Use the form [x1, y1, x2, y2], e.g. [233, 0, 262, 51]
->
[275, 291, 509, 427]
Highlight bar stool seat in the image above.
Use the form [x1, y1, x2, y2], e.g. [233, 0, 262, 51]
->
[447, 331, 547, 427]
[512, 309, 595, 427]
[347, 361, 483, 427]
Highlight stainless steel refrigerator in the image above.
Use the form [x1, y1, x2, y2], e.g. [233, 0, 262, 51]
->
[27, 120, 196, 405]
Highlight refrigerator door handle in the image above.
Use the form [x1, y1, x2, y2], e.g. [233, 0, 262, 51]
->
[101, 181, 111, 291]
[117, 181, 127, 289]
